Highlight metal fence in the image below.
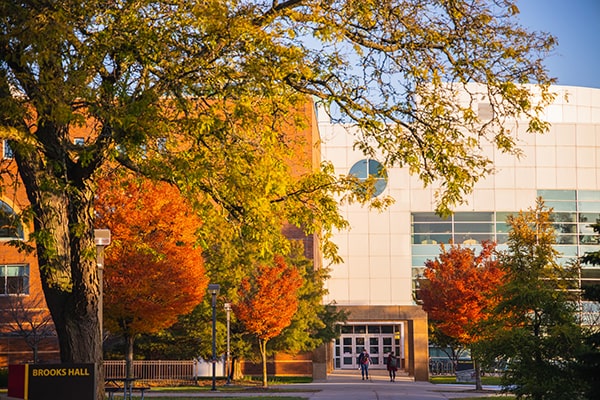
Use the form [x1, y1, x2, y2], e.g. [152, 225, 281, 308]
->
[428, 358, 455, 375]
[104, 360, 198, 386]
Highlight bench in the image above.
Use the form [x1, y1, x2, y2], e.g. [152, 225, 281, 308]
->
[105, 385, 150, 399]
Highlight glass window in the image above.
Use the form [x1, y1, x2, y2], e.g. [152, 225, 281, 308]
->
[412, 255, 433, 267]
[454, 222, 494, 233]
[551, 212, 577, 223]
[368, 325, 381, 334]
[555, 235, 577, 245]
[578, 191, 600, 201]
[545, 200, 576, 212]
[428, 234, 452, 244]
[3, 140, 13, 159]
[496, 212, 515, 223]
[554, 245, 578, 257]
[538, 190, 576, 201]
[381, 325, 394, 334]
[341, 325, 353, 334]
[0, 201, 24, 239]
[579, 213, 600, 224]
[412, 212, 451, 223]
[553, 222, 577, 235]
[495, 222, 511, 233]
[578, 202, 600, 212]
[0, 264, 29, 295]
[349, 159, 387, 197]
[454, 212, 493, 222]
[456, 234, 492, 245]
[413, 223, 452, 234]
[354, 325, 366, 334]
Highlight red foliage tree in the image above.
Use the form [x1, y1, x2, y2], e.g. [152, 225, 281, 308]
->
[95, 171, 208, 376]
[233, 255, 302, 387]
[419, 241, 504, 389]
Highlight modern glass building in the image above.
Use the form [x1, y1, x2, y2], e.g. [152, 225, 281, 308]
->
[317, 85, 600, 380]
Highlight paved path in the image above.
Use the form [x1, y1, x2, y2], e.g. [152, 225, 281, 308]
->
[144, 370, 502, 400]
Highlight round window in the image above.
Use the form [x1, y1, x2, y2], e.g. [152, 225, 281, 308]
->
[349, 159, 388, 197]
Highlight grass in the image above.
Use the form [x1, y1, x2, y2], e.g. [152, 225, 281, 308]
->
[430, 375, 503, 385]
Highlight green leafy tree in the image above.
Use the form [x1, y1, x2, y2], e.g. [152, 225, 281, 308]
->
[134, 240, 346, 378]
[481, 199, 587, 400]
[576, 223, 600, 400]
[1, 2, 556, 398]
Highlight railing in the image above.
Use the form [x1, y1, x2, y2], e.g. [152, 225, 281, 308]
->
[428, 358, 455, 375]
[104, 360, 198, 386]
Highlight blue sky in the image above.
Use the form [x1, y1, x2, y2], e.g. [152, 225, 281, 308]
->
[517, 0, 600, 88]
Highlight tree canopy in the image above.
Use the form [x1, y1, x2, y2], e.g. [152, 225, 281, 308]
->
[234, 255, 302, 387]
[419, 241, 503, 390]
[95, 170, 208, 375]
[1, 1, 556, 397]
[481, 200, 586, 399]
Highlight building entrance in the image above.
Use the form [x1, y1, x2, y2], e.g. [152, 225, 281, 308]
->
[334, 323, 404, 370]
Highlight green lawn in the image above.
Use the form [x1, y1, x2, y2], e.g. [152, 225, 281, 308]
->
[430, 375, 503, 385]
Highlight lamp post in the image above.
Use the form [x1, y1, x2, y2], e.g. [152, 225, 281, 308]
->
[94, 229, 110, 388]
[208, 284, 220, 391]
[94, 229, 111, 341]
[224, 302, 232, 385]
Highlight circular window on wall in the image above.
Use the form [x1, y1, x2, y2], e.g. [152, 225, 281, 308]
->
[349, 159, 388, 197]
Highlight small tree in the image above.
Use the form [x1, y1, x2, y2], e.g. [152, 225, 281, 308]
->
[234, 255, 302, 387]
[419, 241, 504, 390]
[482, 199, 586, 399]
[95, 171, 208, 377]
[2, 293, 56, 363]
[269, 241, 348, 354]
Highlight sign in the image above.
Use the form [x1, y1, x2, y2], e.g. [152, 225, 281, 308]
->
[8, 363, 96, 400]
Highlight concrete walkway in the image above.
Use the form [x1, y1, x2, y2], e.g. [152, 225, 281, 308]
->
[143, 370, 502, 399]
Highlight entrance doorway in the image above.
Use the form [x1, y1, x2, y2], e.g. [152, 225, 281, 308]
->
[334, 323, 404, 370]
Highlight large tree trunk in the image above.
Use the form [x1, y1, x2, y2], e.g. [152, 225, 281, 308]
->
[15, 146, 105, 400]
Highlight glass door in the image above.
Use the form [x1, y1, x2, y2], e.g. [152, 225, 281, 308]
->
[340, 336, 366, 368]
[334, 324, 404, 369]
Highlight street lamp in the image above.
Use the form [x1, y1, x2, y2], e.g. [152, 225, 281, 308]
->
[224, 303, 232, 385]
[94, 229, 111, 339]
[208, 284, 220, 391]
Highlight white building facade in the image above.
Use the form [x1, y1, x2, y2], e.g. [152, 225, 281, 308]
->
[317, 85, 600, 380]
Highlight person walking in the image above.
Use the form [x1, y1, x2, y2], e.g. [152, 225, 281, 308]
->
[357, 349, 370, 380]
[387, 352, 398, 382]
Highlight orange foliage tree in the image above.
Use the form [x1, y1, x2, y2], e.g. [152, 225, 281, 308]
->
[95, 171, 208, 376]
[419, 241, 504, 389]
[233, 255, 302, 387]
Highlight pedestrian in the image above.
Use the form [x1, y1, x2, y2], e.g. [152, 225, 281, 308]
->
[387, 352, 398, 382]
[357, 348, 370, 380]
